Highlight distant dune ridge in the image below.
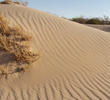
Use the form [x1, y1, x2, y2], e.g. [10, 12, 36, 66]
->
[0, 3, 110, 100]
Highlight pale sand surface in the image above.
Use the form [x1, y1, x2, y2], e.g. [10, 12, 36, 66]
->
[0, 4, 110, 100]
[87, 24, 110, 32]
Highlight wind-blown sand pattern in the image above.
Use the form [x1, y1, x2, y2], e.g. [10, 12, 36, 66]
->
[0, 4, 110, 100]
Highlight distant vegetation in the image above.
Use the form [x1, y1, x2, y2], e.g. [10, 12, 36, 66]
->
[0, 0, 28, 6]
[70, 16, 110, 25]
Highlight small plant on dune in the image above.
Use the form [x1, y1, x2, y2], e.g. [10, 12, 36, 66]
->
[0, 66, 8, 78]
[15, 48, 39, 64]
[0, 0, 28, 6]
[0, 13, 39, 78]
[0, 0, 13, 4]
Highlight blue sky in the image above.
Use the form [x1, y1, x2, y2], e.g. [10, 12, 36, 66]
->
[28, 0, 110, 18]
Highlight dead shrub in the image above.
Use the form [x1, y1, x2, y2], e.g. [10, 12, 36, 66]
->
[15, 48, 39, 64]
[0, 13, 39, 78]
[0, 0, 28, 6]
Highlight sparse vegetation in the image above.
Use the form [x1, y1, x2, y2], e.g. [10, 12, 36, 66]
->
[15, 48, 38, 64]
[70, 16, 110, 25]
[0, 0, 28, 6]
[0, 65, 8, 78]
[0, 13, 39, 78]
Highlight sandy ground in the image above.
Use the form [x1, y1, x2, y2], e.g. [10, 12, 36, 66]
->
[0, 4, 110, 100]
[87, 24, 110, 32]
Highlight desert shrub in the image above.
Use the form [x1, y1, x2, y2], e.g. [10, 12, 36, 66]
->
[102, 16, 110, 25]
[71, 17, 88, 24]
[0, 0, 28, 6]
[0, 65, 8, 78]
[86, 18, 102, 24]
[0, 13, 39, 77]
[15, 48, 39, 64]
[70, 16, 110, 25]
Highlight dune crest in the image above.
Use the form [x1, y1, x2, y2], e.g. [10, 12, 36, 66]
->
[0, 4, 110, 100]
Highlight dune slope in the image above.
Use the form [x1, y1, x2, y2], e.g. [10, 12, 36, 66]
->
[0, 4, 110, 100]
[87, 24, 110, 32]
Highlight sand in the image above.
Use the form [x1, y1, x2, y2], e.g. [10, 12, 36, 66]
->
[0, 4, 110, 100]
[87, 24, 110, 32]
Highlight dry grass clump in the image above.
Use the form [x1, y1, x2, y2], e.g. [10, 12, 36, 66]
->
[15, 48, 38, 64]
[0, 66, 8, 77]
[0, 13, 39, 78]
[0, 0, 28, 6]
[0, 0, 12, 4]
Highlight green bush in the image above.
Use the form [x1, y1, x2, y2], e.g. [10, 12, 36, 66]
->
[71, 17, 87, 24]
[86, 18, 102, 24]
[70, 16, 110, 25]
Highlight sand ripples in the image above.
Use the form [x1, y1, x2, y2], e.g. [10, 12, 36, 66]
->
[0, 4, 110, 100]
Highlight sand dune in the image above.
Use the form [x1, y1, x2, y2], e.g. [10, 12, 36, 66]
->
[0, 4, 110, 100]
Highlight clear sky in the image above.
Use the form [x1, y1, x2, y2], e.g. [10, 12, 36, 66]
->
[28, 0, 110, 18]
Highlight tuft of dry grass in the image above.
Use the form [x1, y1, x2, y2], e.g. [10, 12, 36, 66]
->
[0, 0, 14, 4]
[15, 48, 39, 64]
[0, 0, 28, 6]
[0, 66, 8, 76]
[0, 13, 39, 78]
